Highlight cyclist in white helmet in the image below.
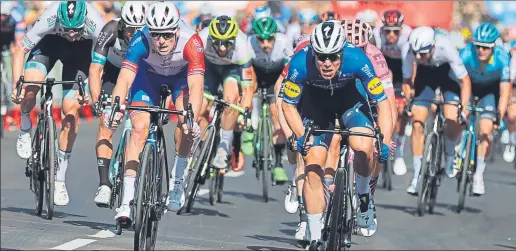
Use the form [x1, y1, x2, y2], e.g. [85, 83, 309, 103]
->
[286, 9, 318, 48]
[281, 21, 393, 250]
[90, 1, 148, 207]
[108, 2, 205, 223]
[402, 26, 472, 194]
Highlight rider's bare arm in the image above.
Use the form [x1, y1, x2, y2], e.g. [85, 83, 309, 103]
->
[183, 33, 206, 122]
[112, 68, 136, 106]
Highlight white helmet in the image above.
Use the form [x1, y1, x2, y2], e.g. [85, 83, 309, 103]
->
[145, 2, 180, 31]
[121, 2, 148, 27]
[310, 21, 346, 54]
[199, 3, 213, 16]
[253, 6, 272, 20]
[0, 1, 15, 15]
[409, 26, 436, 53]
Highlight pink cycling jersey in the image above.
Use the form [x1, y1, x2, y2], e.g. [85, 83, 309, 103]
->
[363, 43, 394, 97]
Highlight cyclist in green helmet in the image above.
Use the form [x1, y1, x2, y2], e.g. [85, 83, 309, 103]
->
[244, 16, 293, 184]
[11, 1, 105, 206]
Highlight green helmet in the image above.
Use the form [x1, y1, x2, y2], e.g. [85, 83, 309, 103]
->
[252, 17, 277, 40]
[57, 1, 87, 29]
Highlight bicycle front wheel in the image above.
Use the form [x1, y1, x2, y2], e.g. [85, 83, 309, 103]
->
[30, 127, 43, 215]
[327, 167, 347, 251]
[382, 157, 393, 191]
[134, 144, 154, 250]
[44, 116, 57, 220]
[417, 132, 437, 216]
[457, 134, 472, 213]
[261, 118, 270, 202]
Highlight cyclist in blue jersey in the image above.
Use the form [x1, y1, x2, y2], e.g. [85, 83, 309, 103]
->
[281, 21, 393, 250]
[459, 23, 511, 195]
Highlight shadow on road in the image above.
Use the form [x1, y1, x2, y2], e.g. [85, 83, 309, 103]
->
[279, 228, 296, 236]
[62, 220, 115, 230]
[434, 202, 482, 214]
[494, 244, 516, 250]
[281, 222, 299, 228]
[246, 234, 299, 247]
[247, 245, 300, 251]
[1, 207, 86, 219]
[224, 191, 279, 202]
[196, 196, 234, 206]
[374, 203, 446, 216]
[187, 207, 230, 218]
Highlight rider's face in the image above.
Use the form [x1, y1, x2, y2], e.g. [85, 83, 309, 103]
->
[475, 45, 493, 62]
[257, 36, 275, 53]
[150, 29, 178, 56]
[383, 28, 400, 44]
[63, 27, 83, 42]
[301, 22, 316, 35]
[315, 52, 342, 80]
[212, 38, 235, 57]
[413, 48, 433, 64]
[123, 26, 139, 43]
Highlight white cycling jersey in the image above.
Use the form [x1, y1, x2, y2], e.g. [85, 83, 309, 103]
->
[401, 33, 468, 82]
[198, 28, 253, 66]
[19, 1, 104, 53]
[372, 24, 412, 59]
[249, 32, 293, 73]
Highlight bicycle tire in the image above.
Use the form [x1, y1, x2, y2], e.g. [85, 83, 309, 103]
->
[183, 126, 216, 213]
[217, 172, 224, 202]
[261, 118, 270, 202]
[134, 144, 154, 250]
[115, 130, 129, 235]
[457, 134, 472, 213]
[44, 116, 57, 220]
[208, 133, 221, 206]
[30, 127, 44, 215]
[417, 132, 437, 216]
[383, 158, 393, 191]
[428, 136, 443, 214]
[327, 167, 346, 250]
[146, 141, 167, 250]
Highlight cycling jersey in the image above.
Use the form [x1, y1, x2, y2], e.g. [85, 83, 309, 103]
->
[372, 24, 412, 59]
[19, 2, 104, 54]
[92, 19, 130, 68]
[282, 43, 386, 149]
[285, 22, 301, 47]
[363, 43, 393, 96]
[401, 33, 468, 82]
[198, 27, 253, 93]
[123, 23, 205, 106]
[249, 33, 292, 74]
[0, 13, 26, 48]
[511, 45, 516, 83]
[460, 43, 511, 86]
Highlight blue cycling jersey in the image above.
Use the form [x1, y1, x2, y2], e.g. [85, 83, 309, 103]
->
[282, 43, 387, 105]
[459, 43, 511, 86]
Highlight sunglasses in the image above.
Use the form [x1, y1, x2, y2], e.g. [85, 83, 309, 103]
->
[257, 36, 275, 43]
[123, 26, 139, 34]
[63, 27, 83, 35]
[412, 49, 430, 57]
[150, 32, 176, 40]
[475, 45, 493, 50]
[315, 52, 341, 62]
[212, 38, 235, 48]
[384, 29, 400, 35]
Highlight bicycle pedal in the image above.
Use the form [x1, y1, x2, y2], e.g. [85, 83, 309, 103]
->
[95, 202, 110, 208]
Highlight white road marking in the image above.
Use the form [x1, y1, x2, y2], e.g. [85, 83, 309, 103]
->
[198, 188, 209, 196]
[225, 171, 244, 177]
[88, 229, 115, 239]
[50, 238, 96, 250]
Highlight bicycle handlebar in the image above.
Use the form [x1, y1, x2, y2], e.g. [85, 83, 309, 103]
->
[204, 92, 251, 129]
[16, 75, 85, 99]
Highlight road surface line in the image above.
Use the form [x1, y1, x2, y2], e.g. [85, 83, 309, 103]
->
[88, 229, 115, 239]
[50, 238, 96, 250]
[225, 171, 245, 177]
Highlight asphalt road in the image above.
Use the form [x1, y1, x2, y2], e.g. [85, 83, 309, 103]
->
[1, 121, 516, 250]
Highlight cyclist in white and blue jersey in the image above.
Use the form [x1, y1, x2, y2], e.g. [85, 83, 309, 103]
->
[459, 23, 511, 195]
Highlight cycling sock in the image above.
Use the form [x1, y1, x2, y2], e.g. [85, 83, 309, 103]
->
[395, 135, 405, 158]
[56, 150, 71, 182]
[369, 176, 378, 199]
[171, 154, 188, 184]
[122, 175, 136, 205]
[251, 96, 260, 130]
[355, 174, 371, 195]
[412, 156, 422, 182]
[20, 112, 31, 131]
[97, 157, 111, 187]
[219, 129, 233, 153]
[510, 131, 516, 145]
[474, 157, 485, 179]
[307, 213, 323, 241]
[274, 144, 285, 167]
[233, 131, 242, 153]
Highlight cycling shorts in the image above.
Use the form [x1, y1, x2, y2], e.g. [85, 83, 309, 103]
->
[298, 85, 374, 150]
[385, 56, 403, 89]
[129, 66, 188, 112]
[24, 35, 92, 100]
[471, 83, 499, 120]
[255, 68, 282, 103]
[413, 64, 461, 109]
[204, 61, 246, 95]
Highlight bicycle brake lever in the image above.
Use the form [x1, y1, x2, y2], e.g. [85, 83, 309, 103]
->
[110, 96, 120, 128]
[77, 75, 84, 97]
[301, 120, 314, 156]
[243, 107, 250, 130]
[186, 103, 193, 130]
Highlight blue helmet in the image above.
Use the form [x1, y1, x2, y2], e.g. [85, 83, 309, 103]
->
[253, 6, 271, 20]
[473, 23, 499, 45]
[299, 9, 318, 24]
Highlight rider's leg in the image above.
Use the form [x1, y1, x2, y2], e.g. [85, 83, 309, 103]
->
[212, 78, 240, 169]
[503, 88, 516, 162]
[442, 89, 463, 178]
[394, 97, 409, 175]
[270, 92, 288, 183]
[473, 93, 496, 195]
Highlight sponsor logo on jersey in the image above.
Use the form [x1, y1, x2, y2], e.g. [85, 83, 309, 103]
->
[242, 67, 253, 80]
[284, 81, 301, 98]
[290, 68, 299, 81]
[361, 64, 374, 78]
[47, 15, 57, 27]
[192, 37, 204, 53]
[367, 78, 383, 95]
[131, 35, 142, 47]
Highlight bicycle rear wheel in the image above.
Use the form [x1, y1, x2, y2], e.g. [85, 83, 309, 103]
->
[134, 144, 154, 250]
[327, 167, 347, 250]
[44, 116, 57, 220]
[417, 132, 437, 216]
[457, 134, 472, 213]
[183, 126, 215, 213]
